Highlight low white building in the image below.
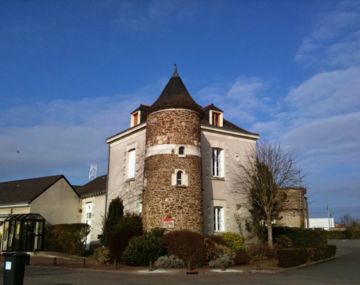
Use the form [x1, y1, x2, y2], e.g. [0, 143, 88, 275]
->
[309, 218, 335, 230]
[76, 175, 106, 248]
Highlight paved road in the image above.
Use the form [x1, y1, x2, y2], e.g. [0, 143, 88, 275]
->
[1, 240, 359, 285]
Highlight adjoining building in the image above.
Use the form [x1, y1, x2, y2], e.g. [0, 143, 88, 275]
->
[75, 175, 107, 248]
[278, 187, 308, 228]
[309, 218, 335, 230]
[106, 69, 261, 240]
[0, 175, 80, 251]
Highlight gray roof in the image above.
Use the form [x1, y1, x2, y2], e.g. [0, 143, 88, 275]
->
[150, 73, 203, 113]
[0, 175, 73, 204]
[76, 175, 107, 198]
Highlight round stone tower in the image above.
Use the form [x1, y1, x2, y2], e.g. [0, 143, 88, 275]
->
[142, 68, 203, 233]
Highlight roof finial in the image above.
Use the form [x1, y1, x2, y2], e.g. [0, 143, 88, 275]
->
[173, 64, 179, 77]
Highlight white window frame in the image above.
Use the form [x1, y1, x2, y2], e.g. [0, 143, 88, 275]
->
[176, 170, 183, 185]
[212, 148, 224, 177]
[209, 110, 223, 127]
[127, 148, 136, 179]
[214, 206, 225, 232]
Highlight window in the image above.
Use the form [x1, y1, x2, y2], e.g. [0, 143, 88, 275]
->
[176, 170, 183, 185]
[85, 202, 93, 225]
[128, 149, 136, 178]
[171, 169, 188, 186]
[212, 148, 224, 177]
[131, 111, 140, 127]
[178, 146, 185, 156]
[214, 206, 224, 232]
[210, 110, 223, 127]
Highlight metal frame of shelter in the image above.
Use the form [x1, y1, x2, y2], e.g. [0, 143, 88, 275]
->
[1, 213, 45, 252]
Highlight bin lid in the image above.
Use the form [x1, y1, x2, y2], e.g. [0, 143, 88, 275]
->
[2, 251, 30, 257]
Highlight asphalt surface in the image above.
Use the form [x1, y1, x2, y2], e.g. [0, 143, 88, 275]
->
[1, 240, 359, 285]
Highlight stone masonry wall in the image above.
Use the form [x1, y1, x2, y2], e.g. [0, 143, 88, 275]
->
[143, 109, 203, 233]
[143, 155, 202, 232]
[146, 109, 201, 146]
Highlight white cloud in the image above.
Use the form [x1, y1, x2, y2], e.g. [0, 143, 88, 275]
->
[196, 76, 271, 125]
[287, 67, 360, 118]
[295, 0, 360, 69]
[0, 88, 156, 184]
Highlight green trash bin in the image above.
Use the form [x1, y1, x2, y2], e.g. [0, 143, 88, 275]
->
[3, 252, 30, 285]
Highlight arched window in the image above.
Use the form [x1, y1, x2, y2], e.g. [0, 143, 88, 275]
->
[178, 146, 185, 155]
[176, 170, 183, 185]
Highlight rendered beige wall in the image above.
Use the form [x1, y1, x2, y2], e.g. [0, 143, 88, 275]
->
[201, 130, 257, 241]
[107, 128, 146, 214]
[30, 178, 80, 225]
[81, 195, 106, 243]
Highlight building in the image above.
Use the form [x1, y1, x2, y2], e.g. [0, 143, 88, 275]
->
[309, 218, 335, 230]
[0, 175, 80, 251]
[106, 69, 260, 239]
[278, 187, 308, 228]
[76, 175, 107, 247]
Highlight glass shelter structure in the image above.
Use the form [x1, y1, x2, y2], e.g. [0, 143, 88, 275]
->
[2, 214, 45, 252]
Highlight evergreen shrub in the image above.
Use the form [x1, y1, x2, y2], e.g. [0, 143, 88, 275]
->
[101, 198, 124, 246]
[108, 213, 142, 262]
[93, 246, 110, 264]
[122, 232, 165, 266]
[45, 223, 90, 256]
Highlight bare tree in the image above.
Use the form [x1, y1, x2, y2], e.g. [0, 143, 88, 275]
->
[240, 142, 303, 248]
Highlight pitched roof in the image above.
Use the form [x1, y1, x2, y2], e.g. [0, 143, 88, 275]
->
[0, 175, 67, 204]
[150, 73, 202, 113]
[76, 175, 107, 198]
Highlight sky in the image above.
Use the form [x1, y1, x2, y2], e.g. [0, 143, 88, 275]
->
[0, 0, 359, 221]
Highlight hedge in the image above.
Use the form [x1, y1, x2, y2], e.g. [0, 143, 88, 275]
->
[327, 230, 360, 240]
[273, 227, 328, 248]
[278, 245, 336, 267]
[277, 248, 308, 267]
[45, 223, 90, 256]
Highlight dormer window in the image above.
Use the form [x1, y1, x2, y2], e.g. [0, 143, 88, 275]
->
[209, 110, 223, 127]
[131, 111, 140, 127]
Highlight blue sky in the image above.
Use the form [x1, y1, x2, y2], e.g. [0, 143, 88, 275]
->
[1, 0, 359, 221]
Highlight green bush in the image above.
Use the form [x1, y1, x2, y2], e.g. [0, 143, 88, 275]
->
[220, 232, 245, 253]
[277, 248, 308, 268]
[163, 230, 207, 268]
[93, 246, 110, 264]
[122, 232, 166, 266]
[45, 223, 90, 256]
[273, 227, 328, 248]
[102, 198, 124, 246]
[108, 214, 143, 262]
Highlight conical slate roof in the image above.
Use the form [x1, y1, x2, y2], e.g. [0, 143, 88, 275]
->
[150, 71, 202, 113]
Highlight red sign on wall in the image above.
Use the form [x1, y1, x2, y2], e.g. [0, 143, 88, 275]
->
[162, 217, 175, 229]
